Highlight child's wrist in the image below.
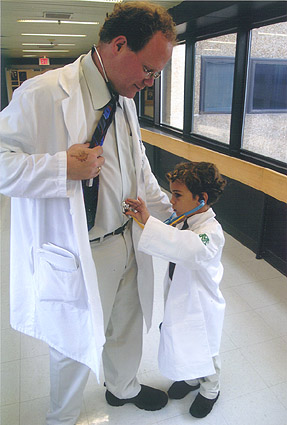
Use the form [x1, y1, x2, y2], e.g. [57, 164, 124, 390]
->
[143, 214, 150, 225]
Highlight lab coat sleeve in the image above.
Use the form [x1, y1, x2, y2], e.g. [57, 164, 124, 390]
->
[138, 215, 223, 270]
[0, 84, 69, 198]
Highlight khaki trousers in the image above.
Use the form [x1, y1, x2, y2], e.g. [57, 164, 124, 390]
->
[46, 227, 143, 424]
[187, 355, 221, 399]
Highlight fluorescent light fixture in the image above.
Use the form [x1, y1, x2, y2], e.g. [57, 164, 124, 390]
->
[23, 55, 37, 57]
[258, 32, 287, 37]
[18, 19, 99, 25]
[22, 33, 86, 37]
[176, 23, 187, 35]
[203, 48, 221, 52]
[23, 49, 70, 53]
[22, 43, 75, 46]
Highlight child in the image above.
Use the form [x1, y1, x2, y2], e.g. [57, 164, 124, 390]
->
[125, 161, 227, 419]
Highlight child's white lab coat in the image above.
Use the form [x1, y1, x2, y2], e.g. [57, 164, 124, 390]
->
[138, 208, 226, 380]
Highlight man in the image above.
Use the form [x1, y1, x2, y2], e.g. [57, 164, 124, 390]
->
[0, 2, 176, 424]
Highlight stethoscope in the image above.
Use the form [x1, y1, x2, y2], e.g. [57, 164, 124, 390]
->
[164, 200, 206, 226]
[92, 44, 118, 102]
[123, 199, 205, 229]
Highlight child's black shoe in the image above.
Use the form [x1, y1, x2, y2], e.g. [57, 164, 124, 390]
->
[189, 392, 220, 418]
[167, 381, 200, 399]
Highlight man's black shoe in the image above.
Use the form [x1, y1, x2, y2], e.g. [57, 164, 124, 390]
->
[189, 392, 220, 418]
[168, 381, 200, 399]
[105, 384, 168, 411]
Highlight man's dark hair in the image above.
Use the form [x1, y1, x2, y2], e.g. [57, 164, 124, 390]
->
[166, 162, 227, 206]
[99, 1, 176, 52]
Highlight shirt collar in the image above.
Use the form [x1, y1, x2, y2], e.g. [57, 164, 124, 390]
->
[81, 50, 123, 110]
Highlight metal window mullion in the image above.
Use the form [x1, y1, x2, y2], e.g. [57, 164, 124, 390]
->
[229, 29, 251, 153]
[154, 78, 160, 125]
[183, 37, 195, 138]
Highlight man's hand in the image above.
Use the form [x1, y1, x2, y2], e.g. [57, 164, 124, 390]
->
[67, 143, 105, 180]
[124, 197, 150, 225]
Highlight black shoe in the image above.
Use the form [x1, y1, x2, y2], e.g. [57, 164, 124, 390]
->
[168, 381, 200, 399]
[189, 392, 220, 418]
[105, 384, 168, 411]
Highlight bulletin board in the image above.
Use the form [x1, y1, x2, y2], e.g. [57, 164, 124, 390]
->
[5, 67, 54, 102]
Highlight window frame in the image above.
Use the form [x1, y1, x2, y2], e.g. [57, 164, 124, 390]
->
[138, 12, 287, 175]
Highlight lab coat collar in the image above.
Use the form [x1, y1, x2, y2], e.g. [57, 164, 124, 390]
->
[81, 50, 124, 110]
[185, 208, 216, 231]
[58, 55, 84, 96]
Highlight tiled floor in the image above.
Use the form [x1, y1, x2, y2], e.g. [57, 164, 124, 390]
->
[1, 193, 287, 425]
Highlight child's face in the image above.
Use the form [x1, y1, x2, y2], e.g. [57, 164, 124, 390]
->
[169, 180, 200, 217]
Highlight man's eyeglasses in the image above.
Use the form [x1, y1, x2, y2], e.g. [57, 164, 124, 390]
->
[143, 65, 161, 80]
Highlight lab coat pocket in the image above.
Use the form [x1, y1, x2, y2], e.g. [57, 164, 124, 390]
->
[36, 243, 82, 303]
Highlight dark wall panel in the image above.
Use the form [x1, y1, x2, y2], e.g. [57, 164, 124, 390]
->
[264, 196, 287, 273]
[213, 177, 265, 254]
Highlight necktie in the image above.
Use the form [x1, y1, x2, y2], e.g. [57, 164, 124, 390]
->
[169, 219, 189, 280]
[82, 95, 117, 230]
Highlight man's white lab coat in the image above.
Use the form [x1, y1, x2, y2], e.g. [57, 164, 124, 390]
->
[0, 56, 171, 379]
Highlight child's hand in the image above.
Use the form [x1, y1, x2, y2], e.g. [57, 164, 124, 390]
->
[124, 197, 150, 225]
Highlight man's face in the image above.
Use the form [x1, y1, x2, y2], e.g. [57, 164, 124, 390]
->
[110, 31, 173, 98]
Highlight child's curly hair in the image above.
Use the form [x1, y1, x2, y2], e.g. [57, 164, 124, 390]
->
[166, 162, 227, 206]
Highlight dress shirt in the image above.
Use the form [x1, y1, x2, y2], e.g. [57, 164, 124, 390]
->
[80, 51, 136, 239]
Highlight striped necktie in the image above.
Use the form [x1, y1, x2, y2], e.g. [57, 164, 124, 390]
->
[169, 219, 189, 280]
[82, 95, 117, 231]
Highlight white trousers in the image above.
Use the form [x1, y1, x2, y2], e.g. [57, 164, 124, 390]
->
[46, 227, 143, 425]
[187, 355, 221, 399]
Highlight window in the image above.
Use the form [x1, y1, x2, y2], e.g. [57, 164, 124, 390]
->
[161, 43, 185, 130]
[242, 22, 287, 163]
[193, 34, 237, 144]
[139, 13, 287, 169]
[199, 57, 287, 115]
[200, 57, 235, 113]
[247, 59, 287, 113]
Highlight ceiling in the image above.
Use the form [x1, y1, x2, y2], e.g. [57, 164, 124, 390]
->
[1, 0, 182, 59]
[169, 1, 287, 39]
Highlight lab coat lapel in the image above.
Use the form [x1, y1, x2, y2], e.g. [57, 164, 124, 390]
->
[59, 60, 105, 367]
[59, 56, 88, 147]
[58, 59, 102, 330]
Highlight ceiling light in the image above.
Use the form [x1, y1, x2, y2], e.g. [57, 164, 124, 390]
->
[22, 43, 75, 46]
[44, 12, 73, 20]
[203, 48, 221, 52]
[18, 19, 99, 25]
[22, 33, 86, 37]
[23, 50, 70, 53]
[23, 55, 37, 57]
